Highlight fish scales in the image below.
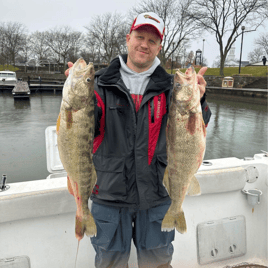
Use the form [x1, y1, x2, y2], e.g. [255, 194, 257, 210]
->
[162, 67, 206, 233]
[57, 58, 97, 241]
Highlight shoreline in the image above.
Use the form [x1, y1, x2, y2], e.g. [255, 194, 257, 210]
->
[1, 84, 267, 105]
[206, 86, 267, 105]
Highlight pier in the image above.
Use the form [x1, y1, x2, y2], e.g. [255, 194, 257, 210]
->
[28, 83, 63, 93]
[0, 82, 64, 93]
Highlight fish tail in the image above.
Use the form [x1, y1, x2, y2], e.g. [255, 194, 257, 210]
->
[174, 210, 187, 234]
[161, 210, 187, 234]
[75, 212, 97, 240]
[83, 212, 97, 238]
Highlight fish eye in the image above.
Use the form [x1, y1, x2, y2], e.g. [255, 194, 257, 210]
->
[86, 78, 91, 83]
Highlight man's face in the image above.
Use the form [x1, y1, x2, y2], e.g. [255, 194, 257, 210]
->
[126, 25, 162, 73]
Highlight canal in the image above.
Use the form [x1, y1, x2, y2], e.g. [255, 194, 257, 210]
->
[0, 91, 267, 183]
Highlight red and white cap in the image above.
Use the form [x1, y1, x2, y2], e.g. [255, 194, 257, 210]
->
[130, 12, 165, 41]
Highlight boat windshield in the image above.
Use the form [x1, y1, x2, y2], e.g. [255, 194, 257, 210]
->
[0, 73, 16, 77]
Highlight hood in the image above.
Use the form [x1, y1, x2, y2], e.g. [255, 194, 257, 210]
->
[96, 55, 173, 90]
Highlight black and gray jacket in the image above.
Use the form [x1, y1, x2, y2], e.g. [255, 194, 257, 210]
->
[91, 54, 211, 210]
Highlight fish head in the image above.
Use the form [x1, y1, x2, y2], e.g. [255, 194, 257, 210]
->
[173, 66, 200, 113]
[62, 58, 95, 111]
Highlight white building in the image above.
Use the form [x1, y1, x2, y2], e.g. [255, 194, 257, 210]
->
[225, 44, 249, 67]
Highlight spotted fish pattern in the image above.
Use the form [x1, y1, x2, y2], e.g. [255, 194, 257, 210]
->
[56, 58, 97, 240]
[162, 67, 206, 233]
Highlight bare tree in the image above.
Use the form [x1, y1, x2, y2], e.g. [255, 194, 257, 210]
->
[0, 24, 7, 65]
[248, 48, 265, 63]
[186, 51, 195, 65]
[129, 0, 200, 66]
[187, 0, 268, 76]
[0, 22, 27, 66]
[19, 35, 32, 72]
[44, 26, 82, 71]
[212, 56, 221, 68]
[30, 31, 51, 61]
[85, 12, 128, 64]
[79, 33, 101, 69]
[255, 33, 268, 55]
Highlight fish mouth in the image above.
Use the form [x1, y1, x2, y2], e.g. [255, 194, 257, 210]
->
[75, 63, 94, 77]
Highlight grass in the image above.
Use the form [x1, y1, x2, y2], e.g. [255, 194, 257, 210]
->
[0, 65, 19, 72]
[167, 66, 268, 77]
[1, 64, 267, 77]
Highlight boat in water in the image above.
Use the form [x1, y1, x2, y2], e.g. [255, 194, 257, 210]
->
[0, 126, 267, 268]
[0, 71, 17, 88]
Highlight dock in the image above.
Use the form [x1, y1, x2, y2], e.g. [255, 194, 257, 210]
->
[12, 81, 31, 98]
[0, 83, 63, 93]
[29, 83, 63, 92]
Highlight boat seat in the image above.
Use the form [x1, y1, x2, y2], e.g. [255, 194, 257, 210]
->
[195, 166, 247, 195]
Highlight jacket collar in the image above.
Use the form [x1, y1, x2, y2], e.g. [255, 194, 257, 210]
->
[97, 54, 172, 90]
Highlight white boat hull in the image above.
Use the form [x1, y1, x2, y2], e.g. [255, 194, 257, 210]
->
[0, 154, 267, 268]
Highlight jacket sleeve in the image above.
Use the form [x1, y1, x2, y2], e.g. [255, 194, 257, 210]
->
[200, 93, 212, 127]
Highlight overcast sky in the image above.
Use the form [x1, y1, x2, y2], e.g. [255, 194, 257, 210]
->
[1, 0, 267, 67]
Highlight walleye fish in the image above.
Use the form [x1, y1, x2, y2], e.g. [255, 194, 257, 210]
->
[56, 58, 97, 241]
[162, 67, 206, 233]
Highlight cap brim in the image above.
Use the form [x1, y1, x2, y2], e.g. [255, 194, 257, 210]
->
[131, 24, 163, 41]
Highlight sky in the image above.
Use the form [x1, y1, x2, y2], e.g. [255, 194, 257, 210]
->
[1, 0, 267, 67]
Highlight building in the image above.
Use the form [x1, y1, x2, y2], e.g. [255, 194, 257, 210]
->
[225, 44, 249, 67]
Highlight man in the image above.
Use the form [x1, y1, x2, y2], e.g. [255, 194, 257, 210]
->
[66, 12, 210, 268]
[262, 56, 266, 66]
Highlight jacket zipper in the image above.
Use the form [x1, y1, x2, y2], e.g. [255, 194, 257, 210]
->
[97, 80, 173, 209]
[150, 100, 154, 123]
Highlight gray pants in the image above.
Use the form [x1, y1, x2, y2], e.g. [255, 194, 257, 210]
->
[90, 201, 174, 268]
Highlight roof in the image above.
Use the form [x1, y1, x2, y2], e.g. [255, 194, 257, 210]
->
[0, 71, 16, 74]
[247, 61, 265, 66]
[225, 60, 249, 67]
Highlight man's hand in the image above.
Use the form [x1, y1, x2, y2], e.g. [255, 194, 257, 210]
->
[65, 62, 74, 77]
[197, 67, 207, 98]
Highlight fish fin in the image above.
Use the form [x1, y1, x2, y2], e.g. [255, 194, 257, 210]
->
[75, 215, 85, 241]
[161, 209, 187, 234]
[56, 113, 61, 134]
[163, 169, 170, 195]
[187, 175, 201, 196]
[67, 176, 74, 196]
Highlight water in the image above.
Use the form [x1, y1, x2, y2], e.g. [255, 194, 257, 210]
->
[204, 95, 267, 160]
[0, 91, 267, 183]
[0, 91, 62, 183]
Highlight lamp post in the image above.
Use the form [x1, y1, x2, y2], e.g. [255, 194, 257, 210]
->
[202, 39, 205, 66]
[171, 42, 175, 74]
[239, 26, 245, 74]
[182, 48, 185, 68]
